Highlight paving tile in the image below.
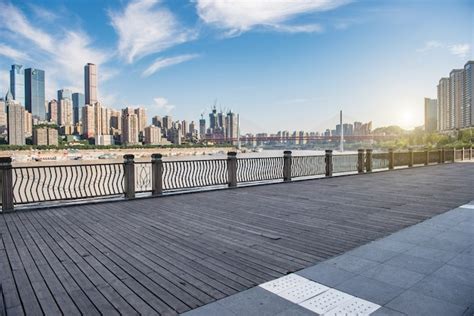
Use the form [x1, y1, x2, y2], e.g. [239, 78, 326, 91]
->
[216, 287, 294, 316]
[370, 307, 406, 316]
[404, 245, 458, 263]
[436, 231, 474, 247]
[417, 237, 470, 253]
[274, 305, 318, 316]
[386, 290, 465, 316]
[384, 253, 444, 274]
[334, 275, 404, 305]
[347, 244, 399, 263]
[432, 264, 474, 287]
[448, 253, 474, 271]
[411, 274, 474, 308]
[371, 239, 416, 253]
[182, 302, 236, 316]
[360, 264, 425, 289]
[323, 254, 379, 273]
[296, 263, 356, 287]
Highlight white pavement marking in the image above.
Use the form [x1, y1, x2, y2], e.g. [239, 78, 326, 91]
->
[325, 297, 381, 315]
[259, 273, 381, 315]
[460, 204, 474, 209]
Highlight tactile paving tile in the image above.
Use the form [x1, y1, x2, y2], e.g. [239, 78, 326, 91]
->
[277, 281, 329, 303]
[299, 288, 353, 315]
[259, 274, 309, 294]
[325, 297, 381, 315]
[460, 204, 474, 209]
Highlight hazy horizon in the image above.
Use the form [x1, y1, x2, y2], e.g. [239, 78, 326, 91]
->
[0, 0, 472, 133]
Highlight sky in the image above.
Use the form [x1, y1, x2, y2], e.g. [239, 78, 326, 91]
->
[0, 0, 472, 133]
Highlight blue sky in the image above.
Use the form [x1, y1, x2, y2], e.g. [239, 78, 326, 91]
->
[0, 0, 472, 133]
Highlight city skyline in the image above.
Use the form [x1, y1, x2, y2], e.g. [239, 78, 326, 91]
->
[0, 0, 472, 133]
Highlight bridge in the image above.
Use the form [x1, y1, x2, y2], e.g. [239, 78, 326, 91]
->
[0, 149, 473, 315]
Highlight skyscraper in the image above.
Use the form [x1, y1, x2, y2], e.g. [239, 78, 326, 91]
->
[199, 115, 206, 139]
[134, 107, 147, 134]
[84, 63, 98, 105]
[464, 61, 474, 127]
[449, 69, 464, 129]
[225, 111, 238, 144]
[10, 64, 25, 106]
[437, 77, 450, 131]
[122, 107, 139, 145]
[25, 68, 46, 122]
[424, 98, 438, 132]
[6, 91, 25, 145]
[57, 89, 72, 102]
[162, 115, 172, 130]
[152, 115, 162, 127]
[48, 100, 58, 124]
[144, 125, 162, 144]
[82, 104, 95, 139]
[72, 93, 85, 124]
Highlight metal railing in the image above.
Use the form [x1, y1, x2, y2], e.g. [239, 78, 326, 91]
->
[0, 146, 472, 212]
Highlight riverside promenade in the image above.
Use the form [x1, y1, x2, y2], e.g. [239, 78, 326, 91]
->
[1, 162, 473, 315]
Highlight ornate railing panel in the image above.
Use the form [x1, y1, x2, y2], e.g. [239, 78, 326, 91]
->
[394, 152, 410, 167]
[445, 150, 454, 162]
[455, 150, 463, 160]
[162, 159, 228, 190]
[413, 152, 425, 165]
[12, 163, 124, 204]
[291, 155, 325, 178]
[135, 162, 152, 193]
[236, 157, 284, 183]
[372, 153, 389, 170]
[332, 154, 359, 173]
[429, 151, 440, 164]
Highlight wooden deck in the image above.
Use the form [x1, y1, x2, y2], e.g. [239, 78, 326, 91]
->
[1, 163, 473, 315]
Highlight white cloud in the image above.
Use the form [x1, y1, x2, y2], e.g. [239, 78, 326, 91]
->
[153, 97, 175, 113]
[0, 43, 29, 61]
[0, 3, 113, 100]
[449, 44, 470, 58]
[109, 0, 197, 63]
[194, 0, 350, 35]
[142, 54, 200, 77]
[416, 40, 442, 52]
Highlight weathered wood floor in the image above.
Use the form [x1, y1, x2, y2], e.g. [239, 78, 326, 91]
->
[1, 163, 473, 315]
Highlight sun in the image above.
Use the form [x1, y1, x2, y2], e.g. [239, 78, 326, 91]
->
[400, 110, 416, 128]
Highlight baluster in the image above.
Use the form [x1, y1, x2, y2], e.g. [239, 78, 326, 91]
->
[365, 149, 373, 172]
[325, 150, 333, 177]
[283, 151, 292, 181]
[227, 152, 237, 187]
[438, 148, 442, 164]
[357, 149, 365, 173]
[0, 157, 14, 212]
[425, 149, 429, 166]
[408, 148, 414, 168]
[152, 154, 163, 196]
[123, 154, 135, 199]
[388, 148, 394, 170]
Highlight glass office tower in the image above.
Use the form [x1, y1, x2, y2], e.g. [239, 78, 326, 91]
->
[10, 64, 25, 106]
[72, 92, 85, 124]
[25, 68, 46, 122]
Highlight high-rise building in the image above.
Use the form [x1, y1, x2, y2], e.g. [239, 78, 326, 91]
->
[24, 111, 32, 137]
[209, 107, 217, 130]
[152, 115, 162, 127]
[25, 68, 46, 122]
[162, 115, 172, 130]
[189, 121, 196, 136]
[82, 104, 95, 139]
[35, 127, 59, 146]
[48, 100, 58, 124]
[10, 64, 25, 106]
[109, 109, 122, 131]
[464, 61, 474, 127]
[58, 98, 73, 132]
[199, 115, 206, 139]
[6, 91, 25, 145]
[72, 92, 85, 124]
[450, 69, 464, 129]
[181, 120, 188, 136]
[144, 125, 162, 144]
[0, 99, 7, 132]
[57, 89, 72, 102]
[424, 98, 438, 132]
[134, 107, 147, 134]
[84, 63, 98, 105]
[225, 111, 238, 144]
[437, 77, 450, 131]
[122, 108, 139, 145]
[94, 102, 102, 136]
[100, 106, 110, 135]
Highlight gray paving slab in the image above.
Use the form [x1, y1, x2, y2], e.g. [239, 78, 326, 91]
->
[323, 254, 379, 273]
[403, 245, 458, 263]
[334, 275, 404, 305]
[410, 274, 474, 308]
[370, 239, 416, 253]
[360, 264, 425, 289]
[432, 264, 474, 287]
[371, 307, 407, 316]
[384, 253, 444, 274]
[346, 244, 400, 263]
[448, 253, 474, 271]
[295, 262, 357, 287]
[386, 290, 465, 316]
[181, 302, 236, 316]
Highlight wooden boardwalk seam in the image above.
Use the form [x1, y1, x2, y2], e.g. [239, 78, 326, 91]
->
[0, 163, 473, 315]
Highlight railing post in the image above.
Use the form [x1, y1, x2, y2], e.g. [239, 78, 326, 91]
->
[0, 157, 14, 212]
[325, 150, 333, 177]
[123, 154, 135, 199]
[461, 147, 465, 161]
[151, 154, 163, 196]
[357, 149, 365, 173]
[470, 146, 473, 160]
[388, 148, 394, 170]
[424, 149, 429, 166]
[227, 152, 237, 187]
[452, 148, 456, 162]
[365, 149, 373, 172]
[283, 151, 292, 182]
[441, 148, 445, 163]
[408, 148, 414, 168]
[438, 148, 442, 164]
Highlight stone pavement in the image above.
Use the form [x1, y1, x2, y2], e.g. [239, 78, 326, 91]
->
[183, 201, 474, 316]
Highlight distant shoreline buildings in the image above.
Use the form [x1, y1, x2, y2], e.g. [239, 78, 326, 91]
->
[425, 60, 473, 133]
[0, 63, 239, 147]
